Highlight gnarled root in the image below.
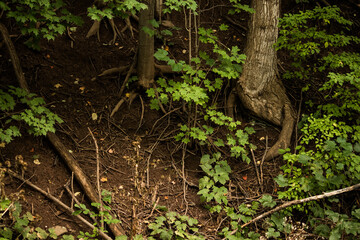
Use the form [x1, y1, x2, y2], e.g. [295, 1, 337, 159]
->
[264, 103, 295, 161]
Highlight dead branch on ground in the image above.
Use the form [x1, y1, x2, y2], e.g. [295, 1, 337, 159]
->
[1, 22, 124, 236]
[225, 182, 360, 238]
[7, 170, 113, 240]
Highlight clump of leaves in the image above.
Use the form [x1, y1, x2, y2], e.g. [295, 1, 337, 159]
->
[273, 4, 360, 239]
[0, 86, 63, 144]
[0, 198, 74, 239]
[0, 0, 83, 50]
[148, 211, 204, 240]
[73, 190, 121, 239]
[87, 0, 147, 21]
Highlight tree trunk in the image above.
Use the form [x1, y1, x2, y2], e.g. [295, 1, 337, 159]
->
[236, 0, 295, 160]
[138, 0, 155, 88]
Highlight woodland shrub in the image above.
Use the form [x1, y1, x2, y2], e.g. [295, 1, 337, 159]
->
[0, 86, 63, 143]
[0, 0, 82, 50]
[274, 5, 360, 239]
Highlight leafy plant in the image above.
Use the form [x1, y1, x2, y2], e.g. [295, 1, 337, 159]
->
[147, 24, 252, 164]
[73, 190, 121, 240]
[0, 86, 63, 144]
[198, 153, 231, 209]
[87, 0, 147, 21]
[0, 0, 83, 50]
[0, 198, 73, 239]
[271, 4, 360, 238]
[148, 211, 204, 240]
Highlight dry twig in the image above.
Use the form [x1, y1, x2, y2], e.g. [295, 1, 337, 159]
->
[88, 127, 104, 229]
[226, 182, 360, 238]
[7, 170, 113, 240]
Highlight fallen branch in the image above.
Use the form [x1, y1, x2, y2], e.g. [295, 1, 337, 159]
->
[88, 127, 104, 229]
[226, 182, 360, 238]
[0, 23, 28, 90]
[1, 22, 124, 236]
[7, 170, 113, 240]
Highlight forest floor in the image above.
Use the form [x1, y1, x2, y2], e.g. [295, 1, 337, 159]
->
[1, 0, 358, 239]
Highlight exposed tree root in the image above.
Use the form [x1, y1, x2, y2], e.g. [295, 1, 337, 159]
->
[225, 89, 237, 120]
[108, 18, 122, 44]
[1, 22, 124, 237]
[86, 19, 101, 41]
[155, 63, 173, 74]
[264, 103, 295, 161]
[110, 91, 138, 117]
[121, 17, 137, 38]
[91, 65, 130, 81]
[235, 0, 296, 161]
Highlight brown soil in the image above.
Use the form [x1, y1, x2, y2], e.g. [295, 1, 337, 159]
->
[1, 0, 341, 239]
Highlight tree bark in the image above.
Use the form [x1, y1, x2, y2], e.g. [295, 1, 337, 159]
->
[236, 0, 295, 160]
[138, 0, 155, 88]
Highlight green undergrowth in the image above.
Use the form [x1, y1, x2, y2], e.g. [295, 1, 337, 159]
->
[0, 86, 63, 144]
[1, 1, 360, 240]
[0, 0, 82, 50]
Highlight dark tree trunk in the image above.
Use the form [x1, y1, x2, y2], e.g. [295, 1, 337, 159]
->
[236, 0, 295, 160]
[138, 0, 155, 88]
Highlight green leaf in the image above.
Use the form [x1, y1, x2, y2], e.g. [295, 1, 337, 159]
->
[274, 175, 289, 187]
[329, 227, 341, 240]
[324, 140, 336, 151]
[154, 49, 169, 61]
[115, 235, 128, 240]
[219, 24, 229, 31]
[266, 228, 280, 238]
[214, 138, 225, 147]
[149, 19, 159, 28]
[354, 142, 360, 152]
[259, 195, 277, 208]
[35, 227, 48, 239]
[298, 154, 311, 164]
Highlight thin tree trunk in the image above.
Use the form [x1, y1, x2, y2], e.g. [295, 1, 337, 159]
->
[236, 0, 295, 160]
[138, 0, 155, 88]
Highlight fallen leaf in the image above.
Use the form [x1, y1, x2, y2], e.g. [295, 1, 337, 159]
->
[74, 192, 81, 197]
[108, 149, 114, 154]
[79, 86, 85, 93]
[242, 175, 248, 181]
[260, 137, 265, 141]
[164, 196, 169, 200]
[0, 142, 5, 148]
[33, 159, 41, 165]
[100, 177, 108, 182]
[91, 112, 98, 121]
[52, 226, 68, 236]
[54, 83, 62, 89]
